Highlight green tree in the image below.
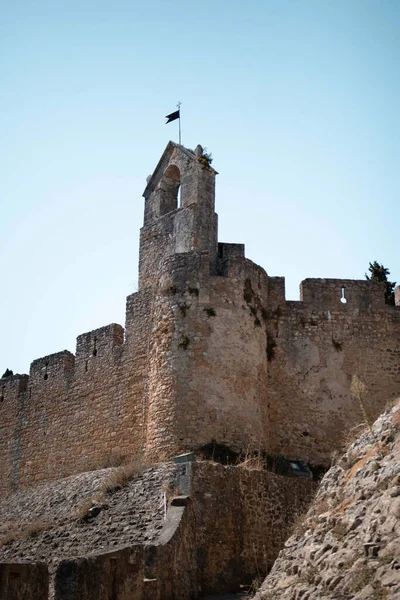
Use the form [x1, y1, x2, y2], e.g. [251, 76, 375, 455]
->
[366, 261, 396, 305]
[1, 368, 13, 378]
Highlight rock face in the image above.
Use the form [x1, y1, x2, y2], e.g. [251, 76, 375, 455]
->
[254, 401, 400, 599]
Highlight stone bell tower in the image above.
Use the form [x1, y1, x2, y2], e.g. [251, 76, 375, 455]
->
[139, 142, 218, 291]
[133, 141, 270, 461]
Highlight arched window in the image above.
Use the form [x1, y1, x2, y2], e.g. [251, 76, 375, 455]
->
[159, 164, 181, 215]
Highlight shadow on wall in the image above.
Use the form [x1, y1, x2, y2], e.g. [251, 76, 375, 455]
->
[0, 563, 48, 600]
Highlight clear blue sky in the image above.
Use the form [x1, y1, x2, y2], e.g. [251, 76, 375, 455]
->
[1, 0, 399, 374]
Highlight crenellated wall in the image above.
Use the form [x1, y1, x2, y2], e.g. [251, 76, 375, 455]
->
[0, 320, 147, 493]
[1, 141, 400, 494]
[266, 279, 400, 464]
[300, 278, 386, 309]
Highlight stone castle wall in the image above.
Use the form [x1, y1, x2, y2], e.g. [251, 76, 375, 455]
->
[267, 279, 400, 464]
[1, 142, 400, 493]
[0, 323, 146, 493]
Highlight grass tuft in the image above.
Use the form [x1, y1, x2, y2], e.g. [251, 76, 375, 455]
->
[0, 521, 53, 547]
[100, 456, 151, 495]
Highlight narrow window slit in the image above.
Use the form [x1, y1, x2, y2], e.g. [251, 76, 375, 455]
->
[340, 287, 347, 304]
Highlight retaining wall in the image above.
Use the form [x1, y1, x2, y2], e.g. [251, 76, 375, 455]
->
[0, 461, 316, 600]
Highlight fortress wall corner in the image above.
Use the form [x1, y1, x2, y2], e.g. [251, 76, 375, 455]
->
[143, 252, 271, 460]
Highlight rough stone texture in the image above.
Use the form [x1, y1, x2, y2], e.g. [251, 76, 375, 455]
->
[1, 141, 400, 495]
[0, 463, 173, 599]
[202, 596, 245, 600]
[144, 251, 270, 459]
[52, 500, 197, 600]
[190, 462, 316, 595]
[253, 401, 400, 599]
[55, 547, 144, 600]
[0, 562, 48, 600]
[0, 322, 146, 493]
[0, 460, 315, 599]
[267, 279, 400, 465]
[53, 462, 314, 599]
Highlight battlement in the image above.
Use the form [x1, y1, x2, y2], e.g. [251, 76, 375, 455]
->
[21, 324, 125, 384]
[0, 374, 28, 403]
[299, 278, 386, 311]
[76, 323, 124, 360]
[30, 351, 75, 383]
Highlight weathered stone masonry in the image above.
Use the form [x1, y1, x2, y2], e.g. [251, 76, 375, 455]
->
[0, 461, 315, 600]
[1, 141, 400, 493]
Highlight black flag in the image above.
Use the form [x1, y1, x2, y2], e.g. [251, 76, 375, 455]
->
[165, 110, 180, 124]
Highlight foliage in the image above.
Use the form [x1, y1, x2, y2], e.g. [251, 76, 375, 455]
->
[177, 335, 190, 349]
[366, 261, 396, 305]
[0, 521, 53, 547]
[1, 368, 13, 378]
[198, 149, 213, 167]
[100, 456, 150, 495]
[185, 146, 213, 166]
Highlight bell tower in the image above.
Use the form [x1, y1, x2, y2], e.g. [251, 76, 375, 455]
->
[139, 142, 218, 290]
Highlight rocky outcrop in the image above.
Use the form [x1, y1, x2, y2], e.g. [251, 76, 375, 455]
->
[254, 401, 400, 599]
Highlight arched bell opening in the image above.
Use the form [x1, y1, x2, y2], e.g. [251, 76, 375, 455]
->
[159, 164, 181, 216]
